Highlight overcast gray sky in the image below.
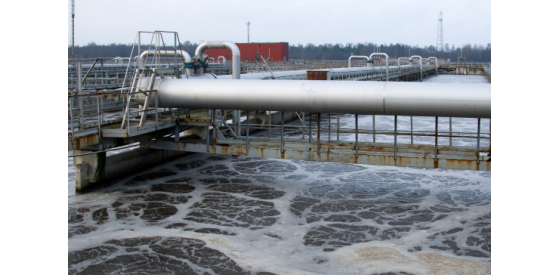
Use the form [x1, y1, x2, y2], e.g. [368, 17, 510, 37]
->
[68, 0, 490, 48]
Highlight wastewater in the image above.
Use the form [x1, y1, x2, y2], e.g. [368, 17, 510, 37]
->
[68, 75, 491, 275]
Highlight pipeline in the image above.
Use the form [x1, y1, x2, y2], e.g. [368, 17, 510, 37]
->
[410, 55, 423, 81]
[195, 41, 240, 79]
[215, 65, 419, 80]
[369, 53, 389, 81]
[428, 57, 438, 76]
[136, 79, 490, 118]
[397, 57, 411, 76]
[195, 41, 241, 135]
[138, 50, 193, 76]
[348, 55, 370, 68]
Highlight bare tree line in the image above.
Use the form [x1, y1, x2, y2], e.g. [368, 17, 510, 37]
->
[69, 41, 490, 62]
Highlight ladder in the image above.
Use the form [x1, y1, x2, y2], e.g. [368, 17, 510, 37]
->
[120, 67, 157, 129]
[120, 67, 186, 130]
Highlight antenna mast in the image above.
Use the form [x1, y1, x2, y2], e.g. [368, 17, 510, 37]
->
[247, 21, 250, 43]
[436, 11, 444, 52]
[71, 0, 75, 61]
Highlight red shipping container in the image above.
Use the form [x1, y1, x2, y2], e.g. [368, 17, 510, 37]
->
[203, 42, 289, 62]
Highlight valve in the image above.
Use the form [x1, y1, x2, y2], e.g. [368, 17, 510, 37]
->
[185, 55, 210, 75]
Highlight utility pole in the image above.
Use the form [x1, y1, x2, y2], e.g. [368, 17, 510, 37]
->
[71, 0, 75, 62]
[247, 21, 250, 43]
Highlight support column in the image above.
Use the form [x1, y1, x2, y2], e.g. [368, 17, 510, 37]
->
[73, 146, 188, 192]
[73, 149, 106, 192]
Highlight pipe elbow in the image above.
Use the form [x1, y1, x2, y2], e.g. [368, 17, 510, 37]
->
[194, 42, 208, 59]
[223, 41, 240, 57]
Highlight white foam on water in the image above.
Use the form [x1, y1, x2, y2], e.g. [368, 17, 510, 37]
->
[69, 152, 490, 273]
[332, 241, 490, 275]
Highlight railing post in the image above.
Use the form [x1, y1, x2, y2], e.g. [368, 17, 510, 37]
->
[97, 93, 102, 139]
[355, 114, 359, 159]
[77, 63, 83, 131]
[246, 110, 250, 151]
[308, 113, 312, 143]
[327, 113, 331, 150]
[155, 91, 158, 127]
[435, 117, 438, 163]
[317, 113, 321, 155]
[212, 109, 217, 143]
[394, 115, 398, 160]
[337, 114, 340, 144]
[268, 111, 272, 138]
[372, 115, 376, 143]
[69, 93, 75, 143]
[302, 112, 306, 140]
[280, 112, 284, 154]
[449, 117, 452, 146]
[410, 116, 413, 144]
[476, 118, 481, 164]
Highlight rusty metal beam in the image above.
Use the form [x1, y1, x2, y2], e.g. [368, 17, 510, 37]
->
[140, 138, 490, 171]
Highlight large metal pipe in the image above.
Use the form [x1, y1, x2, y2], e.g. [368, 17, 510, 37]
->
[369, 53, 389, 81]
[140, 79, 490, 118]
[138, 50, 193, 76]
[348, 55, 370, 68]
[195, 41, 240, 79]
[217, 56, 226, 64]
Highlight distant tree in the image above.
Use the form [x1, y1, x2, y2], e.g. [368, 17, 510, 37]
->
[69, 40, 491, 62]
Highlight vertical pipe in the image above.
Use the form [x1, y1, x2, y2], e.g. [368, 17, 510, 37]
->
[281, 111, 284, 154]
[268, 111, 271, 138]
[435, 116, 438, 162]
[246, 110, 250, 151]
[394, 115, 397, 160]
[355, 114, 359, 159]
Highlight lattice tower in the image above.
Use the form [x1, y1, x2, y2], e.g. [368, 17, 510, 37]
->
[71, 0, 75, 60]
[436, 12, 444, 52]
